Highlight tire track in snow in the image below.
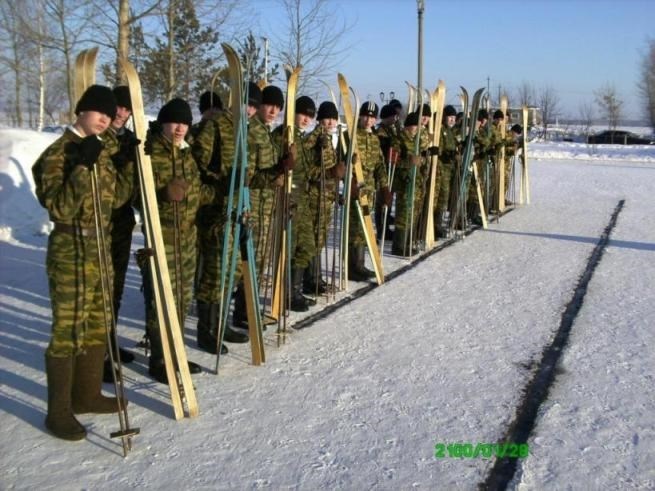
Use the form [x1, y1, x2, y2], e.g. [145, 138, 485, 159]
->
[481, 200, 625, 491]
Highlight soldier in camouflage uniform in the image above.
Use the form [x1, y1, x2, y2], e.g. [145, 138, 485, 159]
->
[468, 109, 492, 224]
[487, 109, 506, 213]
[271, 96, 320, 311]
[504, 124, 523, 204]
[32, 85, 132, 441]
[374, 104, 399, 241]
[231, 85, 294, 326]
[348, 102, 390, 280]
[433, 105, 460, 237]
[191, 89, 248, 354]
[303, 101, 345, 295]
[104, 86, 138, 379]
[391, 111, 425, 256]
[139, 98, 216, 383]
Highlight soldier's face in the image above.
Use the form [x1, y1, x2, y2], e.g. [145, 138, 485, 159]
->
[111, 106, 131, 130]
[162, 122, 189, 146]
[320, 118, 338, 132]
[295, 113, 313, 129]
[77, 110, 111, 136]
[446, 115, 456, 128]
[405, 125, 418, 137]
[358, 115, 376, 130]
[246, 105, 258, 118]
[259, 104, 280, 125]
[421, 115, 430, 126]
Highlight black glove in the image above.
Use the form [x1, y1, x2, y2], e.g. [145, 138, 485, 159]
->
[78, 135, 103, 169]
[278, 142, 297, 172]
[112, 136, 141, 169]
[427, 145, 439, 157]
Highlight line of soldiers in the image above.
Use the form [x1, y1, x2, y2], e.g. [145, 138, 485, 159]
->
[32, 82, 523, 441]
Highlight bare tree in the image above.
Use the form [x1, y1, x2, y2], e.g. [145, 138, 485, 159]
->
[637, 38, 655, 132]
[578, 100, 595, 140]
[514, 80, 535, 107]
[0, 1, 27, 126]
[538, 85, 560, 139]
[595, 82, 623, 131]
[271, 0, 353, 93]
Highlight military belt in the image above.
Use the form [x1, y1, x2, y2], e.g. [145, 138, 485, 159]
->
[53, 222, 97, 237]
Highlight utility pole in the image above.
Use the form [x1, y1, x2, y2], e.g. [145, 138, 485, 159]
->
[262, 37, 269, 84]
[417, 0, 424, 105]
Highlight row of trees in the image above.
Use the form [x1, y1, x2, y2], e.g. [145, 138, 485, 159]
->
[0, 0, 350, 129]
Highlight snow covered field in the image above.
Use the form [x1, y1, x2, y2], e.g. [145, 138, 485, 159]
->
[1, 129, 654, 489]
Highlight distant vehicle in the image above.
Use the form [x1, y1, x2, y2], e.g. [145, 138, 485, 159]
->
[587, 130, 655, 145]
[42, 125, 65, 134]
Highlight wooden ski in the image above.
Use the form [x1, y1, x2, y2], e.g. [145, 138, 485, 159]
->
[519, 105, 531, 205]
[497, 95, 509, 212]
[73, 47, 98, 102]
[270, 64, 302, 322]
[424, 80, 446, 249]
[337, 73, 384, 285]
[120, 60, 198, 419]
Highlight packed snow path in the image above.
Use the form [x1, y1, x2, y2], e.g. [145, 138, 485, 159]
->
[1, 155, 654, 489]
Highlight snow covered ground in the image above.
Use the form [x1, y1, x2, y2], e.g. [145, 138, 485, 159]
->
[1, 130, 654, 489]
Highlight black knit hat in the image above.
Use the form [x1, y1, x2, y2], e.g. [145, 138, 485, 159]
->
[511, 124, 523, 134]
[199, 91, 223, 113]
[317, 101, 338, 120]
[113, 86, 132, 111]
[248, 82, 262, 108]
[389, 99, 403, 113]
[75, 84, 117, 120]
[296, 96, 316, 117]
[157, 98, 193, 126]
[477, 109, 489, 121]
[380, 105, 396, 120]
[493, 109, 504, 120]
[359, 101, 378, 118]
[443, 105, 457, 117]
[421, 103, 431, 117]
[404, 111, 419, 127]
[262, 85, 284, 109]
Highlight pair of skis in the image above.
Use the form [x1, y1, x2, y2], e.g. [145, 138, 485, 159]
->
[423, 80, 446, 249]
[337, 73, 385, 288]
[215, 43, 265, 368]
[74, 48, 140, 456]
[496, 95, 509, 213]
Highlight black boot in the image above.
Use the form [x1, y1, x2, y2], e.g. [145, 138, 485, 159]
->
[72, 345, 124, 414]
[290, 268, 316, 312]
[232, 283, 247, 329]
[436, 211, 450, 239]
[45, 355, 86, 441]
[303, 257, 327, 295]
[196, 301, 229, 354]
[348, 246, 376, 281]
[148, 358, 202, 385]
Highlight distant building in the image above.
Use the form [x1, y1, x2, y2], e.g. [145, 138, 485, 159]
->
[507, 106, 541, 127]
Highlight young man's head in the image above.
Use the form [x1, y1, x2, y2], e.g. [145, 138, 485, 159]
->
[247, 82, 262, 118]
[443, 105, 457, 128]
[493, 109, 504, 126]
[379, 104, 397, 126]
[74, 84, 117, 136]
[295, 96, 316, 130]
[198, 90, 223, 120]
[111, 85, 132, 131]
[259, 86, 284, 125]
[157, 98, 193, 146]
[358, 101, 378, 130]
[317, 101, 339, 132]
[389, 99, 403, 116]
[403, 111, 419, 136]
[477, 109, 489, 129]
[421, 103, 431, 127]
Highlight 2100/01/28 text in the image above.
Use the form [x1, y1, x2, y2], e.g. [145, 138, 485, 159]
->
[434, 442, 529, 459]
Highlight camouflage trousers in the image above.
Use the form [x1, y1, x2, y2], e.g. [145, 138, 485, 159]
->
[250, 187, 277, 278]
[347, 188, 377, 248]
[434, 162, 454, 215]
[46, 230, 112, 357]
[308, 184, 336, 252]
[110, 208, 135, 317]
[142, 223, 197, 361]
[392, 167, 425, 244]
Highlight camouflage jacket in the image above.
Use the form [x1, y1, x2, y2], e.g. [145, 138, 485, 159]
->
[249, 116, 282, 190]
[354, 127, 388, 193]
[439, 125, 460, 164]
[32, 127, 134, 228]
[474, 123, 493, 161]
[375, 123, 398, 162]
[144, 130, 214, 230]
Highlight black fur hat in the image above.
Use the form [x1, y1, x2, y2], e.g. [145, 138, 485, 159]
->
[404, 111, 419, 127]
[112, 86, 132, 111]
[248, 82, 262, 108]
[262, 85, 284, 109]
[317, 101, 338, 120]
[477, 109, 489, 121]
[75, 85, 117, 120]
[380, 105, 396, 120]
[359, 101, 379, 118]
[199, 91, 223, 113]
[296, 96, 316, 117]
[444, 105, 457, 117]
[493, 109, 504, 120]
[157, 98, 193, 126]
